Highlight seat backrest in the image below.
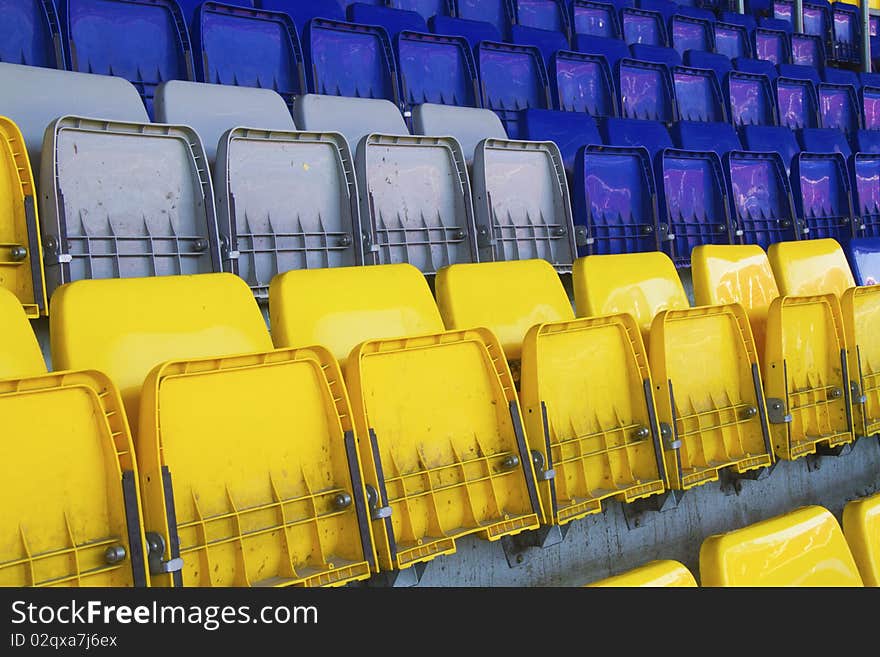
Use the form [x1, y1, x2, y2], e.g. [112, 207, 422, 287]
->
[713, 20, 752, 60]
[630, 43, 681, 68]
[570, 0, 621, 39]
[269, 263, 445, 363]
[388, 0, 448, 22]
[575, 33, 631, 70]
[789, 152, 857, 242]
[741, 124, 800, 174]
[348, 3, 427, 40]
[683, 49, 732, 84]
[521, 108, 601, 173]
[798, 127, 851, 157]
[817, 81, 860, 134]
[452, 0, 511, 37]
[767, 238, 856, 297]
[50, 273, 272, 428]
[434, 259, 574, 360]
[0, 0, 66, 69]
[509, 24, 570, 69]
[671, 120, 741, 156]
[790, 33, 825, 68]
[509, 0, 570, 36]
[728, 71, 778, 127]
[429, 15, 502, 50]
[669, 13, 713, 55]
[753, 25, 790, 65]
[843, 492, 880, 587]
[573, 251, 689, 337]
[617, 57, 676, 122]
[775, 75, 819, 130]
[551, 50, 616, 118]
[733, 56, 777, 80]
[0, 286, 46, 379]
[621, 7, 668, 47]
[700, 505, 863, 586]
[586, 560, 698, 587]
[603, 118, 673, 157]
[673, 65, 726, 123]
[398, 32, 479, 110]
[293, 94, 408, 154]
[154, 80, 296, 163]
[845, 237, 880, 286]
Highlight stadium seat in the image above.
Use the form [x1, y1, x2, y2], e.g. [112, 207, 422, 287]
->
[0, 62, 149, 174]
[0, 0, 66, 68]
[154, 80, 296, 163]
[768, 238, 878, 443]
[720, 10, 756, 35]
[861, 83, 880, 130]
[61, 0, 195, 118]
[573, 251, 774, 490]
[617, 57, 677, 122]
[295, 95, 478, 274]
[49, 273, 374, 587]
[713, 19, 752, 61]
[574, 33, 631, 70]
[843, 491, 880, 586]
[509, 0, 571, 38]
[621, 7, 667, 47]
[585, 559, 697, 586]
[671, 120, 741, 156]
[0, 287, 149, 587]
[845, 236, 880, 285]
[476, 41, 552, 139]
[434, 259, 668, 527]
[830, 1, 861, 64]
[798, 127, 851, 157]
[193, 2, 306, 109]
[348, 3, 428, 40]
[451, 0, 511, 38]
[303, 18, 400, 107]
[723, 150, 799, 249]
[603, 117, 673, 157]
[673, 65, 727, 123]
[38, 116, 222, 299]
[791, 33, 826, 69]
[0, 117, 46, 318]
[570, 0, 622, 39]
[630, 43, 681, 68]
[851, 150, 880, 237]
[683, 49, 732, 84]
[790, 152, 858, 241]
[694, 243, 854, 460]
[388, 0, 448, 22]
[397, 31, 480, 111]
[573, 144, 661, 256]
[257, 0, 346, 27]
[741, 124, 800, 174]
[775, 74, 819, 130]
[429, 15, 502, 50]
[521, 108, 601, 174]
[550, 50, 617, 118]
[669, 11, 714, 56]
[816, 80, 861, 135]
[727, 71, 778, 128]
[700, 505, 863, 586]
[269, 263, 543, 573]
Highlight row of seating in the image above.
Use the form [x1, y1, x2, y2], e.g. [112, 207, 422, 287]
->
[586, 500, 880, 586]
[2, 236, 878, 586]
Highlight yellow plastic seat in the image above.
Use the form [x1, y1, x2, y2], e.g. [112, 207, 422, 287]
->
[700, 505, 863, 586]
[586, 560, 697, 587]
[574, 252, 774, 491]
[1, 287, 147, 587]
[843, 491, 880, 586]
[50, 273, 373, 588]
[0, 117, 46, 318]
[694, 244, 854, 460]
[769, 239, 878, 441]
[270, 263, 543, 573]
[435, 259, 667, 527]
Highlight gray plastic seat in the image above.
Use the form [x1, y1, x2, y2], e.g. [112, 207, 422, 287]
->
[39, 117, 221, 298]
[412, 103, 577, 273]
[154, 80, 296, 163]
[0, 62, 148, 175]
[295, 94, 478, 274]
[214, 128, 365, 297]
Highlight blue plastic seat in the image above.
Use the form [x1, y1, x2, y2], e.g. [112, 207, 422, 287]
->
[510, 24, 571, 69]
[683, 50, 731, 86]
[851, 152, 880, 236]
[304, 18, 400, 106]
[638, 0, 676, 21]
[823, 66, 860, 88]
[713, 20, 752, 61]
[671, 120, 741, 156]
[573, 144, 660, 255]
[616, 57, 676, 122]
[388, 0, 448, 22]
[61, 0, 194, 118]
[831, 1, 861, 64]
[656, 148, 732, 267]
[669, 12, 713, 56]
[727, 71, 778, 128]
[522, 108, 601, 173]
[673, 6, 715, 23]
[856, 129, 880, 154]
[551, 50, 617, 117]
[451, 0, 511, 38]
[194, 3, 306, 108]
[398, 32, 479, 111]
[257, 0, 345, 28]
[674, 65, 726, 123]
[570, 0, 621, 39]
[817, 80, 861, 134]
[724, 149, 800, 249]
[844, 237, 880, 285]
[630, 43, 680, 68]
[509, 0, 571, 39]
[799, 127, 852, 158]
[791, 151, 858, 241]
[574, 34, 631, 70]
[602, 117, 672, 158]
[347, 3, 427, 40]
[0, 0, 66, 68]
[429, 15, 502, 50]
[778, 63, 821, 86]
[620, 7, 667, 47]
[862, 85, 880, 131]
[759, 17, 793, 35]
[775, 75, 819, 130]
[719, 11, 757, 35]
[802, 1, 833, 50]
[741, 124, 801, 174]
[476, 41, 551, 138]
[791, 32, 826, 69]
[733, 57, 777, 81]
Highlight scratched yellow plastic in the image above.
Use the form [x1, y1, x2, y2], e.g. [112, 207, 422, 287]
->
[0, 117, 45, 318]
[764, 294, 853, 460]
[269, 263, 445, 365]
[649, 304, 773, 490]
[843, 491, 880, 586]
[1, 289, 147, 586]
[691, 244, 780, 355]
[50, 273, 273, 430]
[842, 286, 880, 439]
[572, 252, 690, 339]
[138, 346, 373, 588]
[345, 328, 542, 572]
[700, 505, 863, 586]
[434, 259, 574, 360]
[586, 560, 697, 587]
[0, 286, 45, 379]
[768, 239, 856, 298]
